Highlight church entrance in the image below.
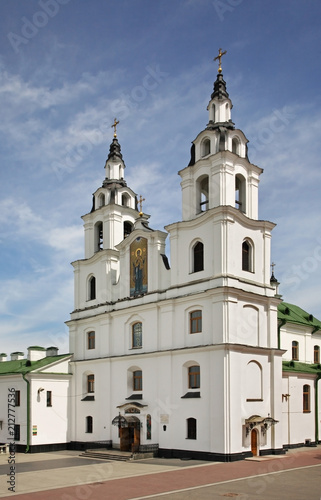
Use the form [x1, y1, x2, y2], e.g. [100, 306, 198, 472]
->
[120, 422, 140, 452]
[112, 413, 141, 452]
[251, 429, 258, 456]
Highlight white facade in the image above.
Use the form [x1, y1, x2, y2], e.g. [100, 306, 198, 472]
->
[66, 71, 288, 460]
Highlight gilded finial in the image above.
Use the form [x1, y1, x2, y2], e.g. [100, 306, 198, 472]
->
[138, 195, 145, 217]
[111, 118, 119, 138]
[214, 48, 227, 73]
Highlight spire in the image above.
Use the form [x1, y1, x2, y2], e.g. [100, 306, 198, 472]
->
[106, 118, 124, 163]
[106, 136, 124, 163]
[211, 72, 229, 100]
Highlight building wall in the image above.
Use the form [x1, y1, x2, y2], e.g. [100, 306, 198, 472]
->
[28, 375, 70, 446]
[0, 375, 27, 446]
[282, 373, 316, 446]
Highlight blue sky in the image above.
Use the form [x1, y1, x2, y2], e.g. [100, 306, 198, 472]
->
[0, 0, 321, 355]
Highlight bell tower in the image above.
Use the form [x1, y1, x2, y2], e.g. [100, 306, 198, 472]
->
[82, 123, 138, 259]
[71, 121, 142, 310]
[180, 54, 261, 222]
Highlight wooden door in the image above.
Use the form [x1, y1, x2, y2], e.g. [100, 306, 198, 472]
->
[251, 429, 258, 456]
[120, 428, 130, 451]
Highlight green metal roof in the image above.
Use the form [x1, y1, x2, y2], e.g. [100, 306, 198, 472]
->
[283, 360, 321, 375]
[0, 354, 71, 376]
[278, 302, 321, 332]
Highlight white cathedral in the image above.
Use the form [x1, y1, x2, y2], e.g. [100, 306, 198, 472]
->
[0, 61, 320, 461]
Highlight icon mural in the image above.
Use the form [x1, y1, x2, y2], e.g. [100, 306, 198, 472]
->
[130, 237, 148, 296]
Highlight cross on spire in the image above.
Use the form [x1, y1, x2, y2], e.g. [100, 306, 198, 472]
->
[214, 48, 227, 73]
[138, 195, 145, 216]
[111, 118, 119, 138]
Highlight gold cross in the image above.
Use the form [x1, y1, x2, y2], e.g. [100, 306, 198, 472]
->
[271, 262, 276, 274]
[214, 48, 227, 73]
[138, 195, 145, 215]
[111, 118, 119, 137]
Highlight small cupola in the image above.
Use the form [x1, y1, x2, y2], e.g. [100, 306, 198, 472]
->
[0, 353, 7, 362]
[104, 119, 126, 182]
[46, 346, 59, 357]
[11, 352, 24, 361]
[207, 49, 234, 130]
[27, 346, 46, 362]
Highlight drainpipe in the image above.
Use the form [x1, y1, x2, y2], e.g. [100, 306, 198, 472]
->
[278, 319, 286, 350]
[315, 373, 321, 445]
[312, 326, 320, 445]
[22, 374, 30, 453]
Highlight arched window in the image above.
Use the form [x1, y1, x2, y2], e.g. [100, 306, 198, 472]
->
[87, 374, 94, 393]
[246, 361, 262, 401]
[212, 104, 216, 122]
[86, 416, 93, 433]
[122, 193, 130, 207]
[98, 193, 105, 208]
[314, 345, 320, 364]
[133, 370, 142, 391]
[87, 331, 95, 350]
[225, 102, 229, 121]
[132, 322, 142, 348]
[88, 276, 96, 300]
[95, 221, 103, 251]
[188, 366, 200, 389]
[193, 241, 204, 273]
[190, 310, 202, 333]
[232, 137, 240, 155]
[241, 306, 259, 345]
[235, 174, 246, 212]
[124, 221, 133, 238]
[187, 418, 197, 440]
[198, 176, 209, 212]
[201, 138, 211, 157]
[303, 385, 310, 413]
[242, 240, 253, 272]
[292, 341, 299, 361]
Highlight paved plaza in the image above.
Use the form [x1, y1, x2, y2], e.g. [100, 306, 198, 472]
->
[0, 446, 320, 499]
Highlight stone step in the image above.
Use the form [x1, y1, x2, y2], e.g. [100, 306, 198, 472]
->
[80, 450, 131, 462]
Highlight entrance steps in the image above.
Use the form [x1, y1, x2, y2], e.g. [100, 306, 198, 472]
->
[80, 449, 132, 462]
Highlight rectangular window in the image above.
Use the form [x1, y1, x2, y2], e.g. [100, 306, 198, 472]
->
[14, 424, 20, 441]
[303, 385, 310, 413]
[46, 391, 52, 407]
[15, 390, 20, 407]
[132, 323, 142, 348]
[87, 374, 95, 393]
[190, 310, 202, 334]
[292, 341, 299, 361]
[314, 345, 320, 364]
[87, 331, 95, 350]
[188, 366, 200, 389]
[133, 370, 142, 391]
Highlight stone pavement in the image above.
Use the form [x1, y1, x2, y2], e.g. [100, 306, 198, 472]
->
[0, 446, 320, 499]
